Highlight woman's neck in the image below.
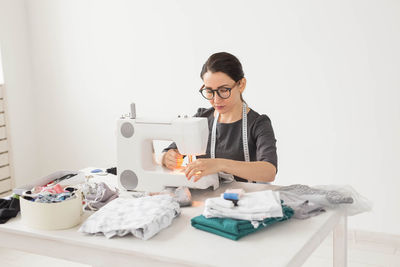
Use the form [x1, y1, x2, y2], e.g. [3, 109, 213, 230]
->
[217, 102, 248, 123]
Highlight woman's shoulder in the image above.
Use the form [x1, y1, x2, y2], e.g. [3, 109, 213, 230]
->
[194, 107, 215, 118]
[248, 108, 272, 124]
[248, 108, 273, 135]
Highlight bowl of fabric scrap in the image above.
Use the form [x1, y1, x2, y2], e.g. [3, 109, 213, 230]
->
[19, 186, 83, 230]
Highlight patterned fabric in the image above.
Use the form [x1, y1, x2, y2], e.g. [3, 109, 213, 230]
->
[33, 192, 75, 203]
[79, 195, 180, 240]
[153, 186, 192, 207]
[278, 184, 354, 205]
[22, 187, 77, 203]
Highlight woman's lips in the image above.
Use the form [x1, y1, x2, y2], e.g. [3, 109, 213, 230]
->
[215, 106, 224, 111]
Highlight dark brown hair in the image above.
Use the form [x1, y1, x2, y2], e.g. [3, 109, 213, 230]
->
[200, 52, 244, 82]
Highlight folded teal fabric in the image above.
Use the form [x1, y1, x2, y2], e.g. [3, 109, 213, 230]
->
[191, 204, 294, 240]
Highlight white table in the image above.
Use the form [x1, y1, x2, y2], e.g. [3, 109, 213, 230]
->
[0, 177, 347, 267]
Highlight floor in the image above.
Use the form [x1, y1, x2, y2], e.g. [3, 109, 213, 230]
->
[0, 230, 399, 267]
[302, 230, 400, 267]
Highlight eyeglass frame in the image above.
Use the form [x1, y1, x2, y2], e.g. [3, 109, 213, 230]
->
[199, 81, 239, 100]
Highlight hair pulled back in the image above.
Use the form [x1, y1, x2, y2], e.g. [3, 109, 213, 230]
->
[200, 52, 244, 82]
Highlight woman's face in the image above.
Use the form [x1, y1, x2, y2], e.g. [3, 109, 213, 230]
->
[202, 71, 244, 115]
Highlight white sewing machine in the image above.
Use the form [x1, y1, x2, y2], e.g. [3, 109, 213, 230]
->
[116, 103, 219, 192]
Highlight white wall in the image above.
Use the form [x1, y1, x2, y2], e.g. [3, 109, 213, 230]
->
[1, 0, 399, 235]
[0, 50, 3, 84]
[0, 0, 39, 187]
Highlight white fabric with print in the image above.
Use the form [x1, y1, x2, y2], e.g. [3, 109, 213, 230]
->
[79, 194, 180, 240]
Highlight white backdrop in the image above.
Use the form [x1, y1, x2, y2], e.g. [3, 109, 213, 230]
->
[1, 0, 399, 235]
[0, 51, 3, 84]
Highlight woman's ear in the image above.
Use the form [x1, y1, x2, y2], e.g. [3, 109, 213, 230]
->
[239, 77, 247, 93]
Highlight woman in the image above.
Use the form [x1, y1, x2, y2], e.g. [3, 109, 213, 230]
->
[162, 52, 277, 183]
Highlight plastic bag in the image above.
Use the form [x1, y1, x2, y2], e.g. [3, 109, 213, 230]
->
[313, 184, 372, 216]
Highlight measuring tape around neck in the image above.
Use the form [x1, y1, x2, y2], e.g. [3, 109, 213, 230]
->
[210, 103, 271, 184]
[211, 102, 250, 182]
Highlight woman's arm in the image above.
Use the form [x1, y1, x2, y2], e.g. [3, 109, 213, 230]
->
[220, 159, 276, 182]
[185, 158, 276, 183]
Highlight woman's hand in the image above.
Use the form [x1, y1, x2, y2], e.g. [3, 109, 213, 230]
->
[162, 149, 183, 170]
[185, 158, 223, 182]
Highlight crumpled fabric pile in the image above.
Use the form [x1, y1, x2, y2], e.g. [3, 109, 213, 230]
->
[81, 182, 119, 211]
[79, 194, 180, 240]
[0, 196, 20, 224]
[150, 186, 192, 207]
[278, 184, 354, 206]
[278, 191, 326, 219]
[22, 184, 77, 203]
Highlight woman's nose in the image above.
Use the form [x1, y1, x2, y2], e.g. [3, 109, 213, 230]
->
[212, 93, 223, 102]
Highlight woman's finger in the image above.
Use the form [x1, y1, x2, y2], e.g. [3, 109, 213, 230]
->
[165, 157, 181, 169]
[165, 159, 176, 168]
[188, 164, 206, 181]
[170, 149, 183, 159]
[185, 164, 194, 178]
[187, 168, 199, 180]
[185, 162, 200, 179]
[193, 169, 207, 182]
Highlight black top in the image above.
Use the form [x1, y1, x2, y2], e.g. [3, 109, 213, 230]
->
[163, 107, 277, 182]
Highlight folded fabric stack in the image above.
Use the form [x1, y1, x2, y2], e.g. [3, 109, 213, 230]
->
[203, 190, 284, 222]
[79, 194, 180, 240]
[192, 190, 294, 240]
[192, 205, 293, 241]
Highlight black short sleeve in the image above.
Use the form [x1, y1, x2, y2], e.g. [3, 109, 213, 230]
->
[252, 114, 278, 172]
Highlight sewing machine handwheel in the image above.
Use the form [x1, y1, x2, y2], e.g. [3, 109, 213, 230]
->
[120, 169, 138, 190]
[121, 122, 134, 138]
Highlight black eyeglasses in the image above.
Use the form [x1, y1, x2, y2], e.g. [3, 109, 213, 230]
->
[199, 82, 238, 100]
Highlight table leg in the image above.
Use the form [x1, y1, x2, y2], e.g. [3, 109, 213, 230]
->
[333, 211, 347, 267]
